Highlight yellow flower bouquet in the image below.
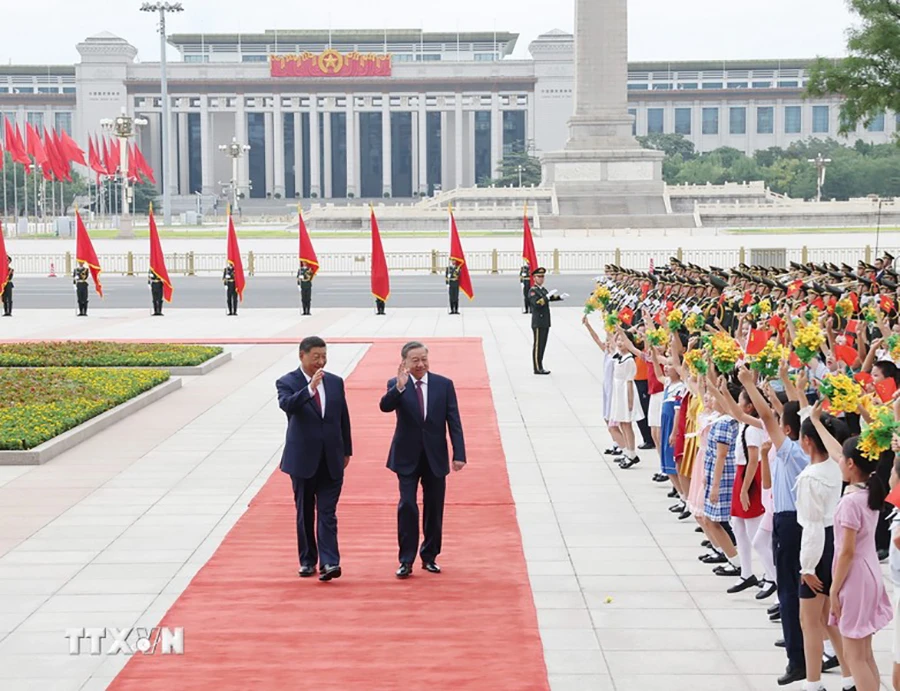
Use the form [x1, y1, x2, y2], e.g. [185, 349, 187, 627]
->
[858, 406, 900, 461]
[645, 327, 668, 348]
[683, 349, 708, 376]
[887, 334, 900, 361]
[684, 312, 705, 333]
[751, 298, 772, 319]
[667, 308, 684, 332]
[834, 298, 854, 319]
[604, 311, 620, 333]
[793, 323, 826, 364]
[862, 305, 879, 324]
[819, 373, 862, 414]
[749, 341, 789, 379]
[708, 332, 745, 374]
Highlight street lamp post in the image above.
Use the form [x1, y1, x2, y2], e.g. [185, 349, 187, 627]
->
[517, 164, 524, 188]
[140, 2, 184, 228]
[100, 108, 148, 238]
[807, 152, 832, 202]
[218, 137, 251, 214]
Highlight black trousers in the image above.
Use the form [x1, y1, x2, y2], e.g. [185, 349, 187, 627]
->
[773, 511, 804, 670]
[76, 283, 88, 315]
[291, 460, 343, 568]
[875, 453, 893, 551]
[532, 326, 549, 372]
[522, 283, 531, 312]
[396, 455, 446, 564]
[150, 283, 163, 315]
[2, 285, 11, 315]
[448, 282, 459, 313]
[226, 285, 238, 314]
[300, 284, 312, 314]
[375, 299, 385, 314]
[634, 379, 652, 445]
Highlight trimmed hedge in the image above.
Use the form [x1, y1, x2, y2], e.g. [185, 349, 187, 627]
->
[0, 368, 170, 450]
[0, 342, 222, 368]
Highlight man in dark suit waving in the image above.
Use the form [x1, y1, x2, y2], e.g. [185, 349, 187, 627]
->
[277, 336, 352, 582]
[379, 341, 466, 579]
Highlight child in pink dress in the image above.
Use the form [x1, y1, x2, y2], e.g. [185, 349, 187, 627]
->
[830, 437, 893, 691]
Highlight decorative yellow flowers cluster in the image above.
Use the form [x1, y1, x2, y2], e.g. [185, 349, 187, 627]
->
[708, 332, 744, 374]
[858, 406, 900, 461]
[584, 285, 611, 314]
[819, 373, 863, 414]
[793, 323, 826, 364]
[684, 312, 705, 333]
[683, 349, 708, 376]
[667, 308, 684, 331]
[749, 341, 789, 379]
[834, 298, 854, 319]
[645, 327, 668, 348]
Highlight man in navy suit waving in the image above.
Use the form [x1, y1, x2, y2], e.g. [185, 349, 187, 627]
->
[277, 336, 352, 582]
[379, 341, 466, 579]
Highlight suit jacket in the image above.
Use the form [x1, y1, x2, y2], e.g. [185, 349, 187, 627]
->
[379, 373, 466, 477]
[277, 369, 352, 480]
[529, 285, 562, 329]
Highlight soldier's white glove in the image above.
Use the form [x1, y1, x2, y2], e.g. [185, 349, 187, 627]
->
[561, 293, 570, 299]
[547, 289, 558, 297]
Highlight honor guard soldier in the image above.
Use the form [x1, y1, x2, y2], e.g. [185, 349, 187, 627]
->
[73, 260, 90, 316]
[148, 270, 164, 316]
[519, 263, 532, 313]
[2, 256, 13, 316]
[297, 261, 313, 316]
[223, 263, 238, 316]
[445, 259, 461, 314]
[375, 298, 386, 315]
[528, 267, 568, 375]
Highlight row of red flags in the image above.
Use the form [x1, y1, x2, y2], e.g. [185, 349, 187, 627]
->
[0, 120, 154, 185]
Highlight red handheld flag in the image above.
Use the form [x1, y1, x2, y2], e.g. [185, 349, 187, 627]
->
[75, 209, 102, 297]
[449, 206, 474, 300]
[855, 372, 874, 387]
[522, 205, 539, 287]
[746, 329, 772, 356]
[298, 208, 319, 277]
[834, 344, 859, 368]
[225, 211, 246, 302]
[875, 378, 898, 404]
[370, 207, 390, 302]
[148, 205, 173, 303]
[618, 307, 634, 326]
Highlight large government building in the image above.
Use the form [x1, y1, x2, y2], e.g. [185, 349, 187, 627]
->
[0, 28, 893, 203]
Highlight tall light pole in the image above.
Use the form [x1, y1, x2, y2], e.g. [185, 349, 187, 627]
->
[101, 108, 148, 238]
[140, 2, 183, 228]
[807, 152, 832, 202]
[219, 137, 250, 214]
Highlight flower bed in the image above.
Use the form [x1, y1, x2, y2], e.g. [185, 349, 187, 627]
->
[0, 368, 170, 450]
[0, 342, 222, 368]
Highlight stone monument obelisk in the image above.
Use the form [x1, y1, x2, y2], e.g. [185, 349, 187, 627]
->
[542, 0, 696, 229]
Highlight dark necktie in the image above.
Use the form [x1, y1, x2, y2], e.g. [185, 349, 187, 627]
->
[312, 383, 322, 415]
[415, 380, 425, 418]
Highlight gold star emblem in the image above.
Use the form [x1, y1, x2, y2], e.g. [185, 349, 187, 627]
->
[318, 49, 344, 75]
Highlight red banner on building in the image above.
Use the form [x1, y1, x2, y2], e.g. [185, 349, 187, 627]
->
[270, 49, 392, 78]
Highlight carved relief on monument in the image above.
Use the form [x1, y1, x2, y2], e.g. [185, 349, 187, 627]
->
[607, 161, 655, 181]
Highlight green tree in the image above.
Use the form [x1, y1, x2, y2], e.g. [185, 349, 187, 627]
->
[637, 133, 697, 160]
[673, 158, 727, 185]
[807, 0, 900, 135]
[0, 153, 88, 216]
[763, 158, 804, 196]
[479, 143, 542, 187]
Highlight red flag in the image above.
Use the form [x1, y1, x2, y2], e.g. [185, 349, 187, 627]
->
[75, 209, 102, 297]
[742, 291, 753, 307]
[5, 121, 30, 171]
[25, 123, 47, 167]
[618, 307, 634, 326]
[298, 208, 319, 277]
[370, 206, 390, 302]
[789, 352, 802, 369]
[746, 329, 772, 356]
[0, 219, 8, 294]
[886, 482, 900, 509]
[845, 319, 860, 334]
[133, 144, 155, 185]
[59, 130, 86, 166]
[51, 130, 72, 181]
[148, 205, 173, 303]
[41, 130, 60, 181]
[876, 378, 898, 404]
[812, 296, 826, 311]
[834, 343, 859, 367]
[855, 372, 874, 387]
[448, 206, 474, 300]
[106, 137, 120, 176]
[522, 205, 539, 287]
[882, 295, 896, 313]
[88, 136, 105, 179]
[848, 292, 859, 312]
[788, 279, 803, 298]
[126, 143, 141, 183]
[226, 211, 246, 302]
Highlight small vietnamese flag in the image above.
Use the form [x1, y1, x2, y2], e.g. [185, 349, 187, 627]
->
[746, 329, 772, 356]
[882, 295, 896, 313]
[743, 291, 753, 307]
[846, 320, 860, 334]
[834, 343, 859, 368]
[789, 351, 803, 369]
[618, 307, 634, 326]
[225, 208, 246, 301]
[855, 372, 874, 387]
[875, 378, 898, 404]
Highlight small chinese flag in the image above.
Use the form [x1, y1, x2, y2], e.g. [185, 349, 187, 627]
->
[743, 291, 753, 307]
[746, 329, 772, 356]
[834, 344, 859, 368]
[876, 378, 898, 404]
[845, 320, 859, 334]
[789, 352, 803, 369]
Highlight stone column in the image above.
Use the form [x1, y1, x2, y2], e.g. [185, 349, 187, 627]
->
[454, 95, 464, 190]
[178, 112, 190, 195]
[440, 111, 450, 191]
[264, 111, 275, 197]
[382, 98, 392, 197]
[345, 97, 356, 198]
[568, 0, 635, 149]
[200, 97, 213, 195]
[168, 110, 180, 198]
[293, 108, 303, 198]
[273, 98, 285, 199]
[417, 98, 428, 195]
[309, 99, 321, 198]
[234, 98, 249, 196]
[490, 92, 502, 180]
[322, 108, 332, 198]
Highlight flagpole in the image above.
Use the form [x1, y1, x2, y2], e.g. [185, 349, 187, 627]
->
[2, 153, 7, 223]
[12, 164, 18, 230]
[22, 165, 27, 231]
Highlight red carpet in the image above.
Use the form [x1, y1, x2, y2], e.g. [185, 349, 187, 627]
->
[109, 339, 549, 690]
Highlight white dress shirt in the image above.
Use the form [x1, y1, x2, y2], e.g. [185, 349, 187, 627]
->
[795, 458, 843, 575]
[399, 372, 428, 420]
[301, 368, 325, 418]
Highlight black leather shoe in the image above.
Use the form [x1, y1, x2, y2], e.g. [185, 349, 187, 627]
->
[607, 447, 623, 456]
[667, 488, 678, 498]
[678, 509, 692, 520]
[756, 580, 777, 600]
[694, 526, 703, 533]
[638, 442, 655, 450]
[619, 455, 640, 469]
[774, 639, 785, 648]
[726, 575, 759, 594]
[769, 611, 782, 622]
[713, 565, 741, 577]
[700, 540, 712, 548]
[767, 603, 780, 616]
[700, 552, 727, 564]
[298, 565, 316, 578]
[319, 564, 342, 581]
[777, 665, 806, 686]
[668, 502, 685, 513]
[422, 561, 441, 574]
[822, 654, 839, 672]
[653, 474, 669, 483]
[396, 563, 413, 579]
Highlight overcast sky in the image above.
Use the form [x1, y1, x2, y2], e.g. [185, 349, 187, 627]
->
[2, 0, 856, 65]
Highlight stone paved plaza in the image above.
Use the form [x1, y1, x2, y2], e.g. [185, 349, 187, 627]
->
[0, 307, 895, 690]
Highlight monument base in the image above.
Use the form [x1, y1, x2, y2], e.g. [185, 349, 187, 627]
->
[542, 148, 698, 229]
[117, 217, 135, 239]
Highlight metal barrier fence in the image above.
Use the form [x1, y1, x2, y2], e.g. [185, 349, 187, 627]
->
[12, 245, 882, 276]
